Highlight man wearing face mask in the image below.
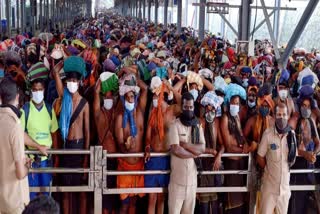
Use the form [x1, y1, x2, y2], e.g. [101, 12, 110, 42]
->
[289, 85, 320, 214]
[198, 91, 225, 214]
[240, 78, 259, 127]
[52, 57, 90, 214]
[94, 72, 119, 214]
[144, 77, 180, 214]
[257, 103, 297, 214]
[274, 72, 296, 119]
[115, 73, 148, 214]
[239, 66, 252, 89]
[220, 83, 249, 214]
[243, 85, 275, 212]
[20, 77, 59, 200]
[244, 84, 275, 152]
[167, 92, 205, 214]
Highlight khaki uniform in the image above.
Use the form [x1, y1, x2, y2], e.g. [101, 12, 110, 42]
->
[167, 118, 205, 214]
[0, 108, 29, 214]
[257, 128, 291, 214]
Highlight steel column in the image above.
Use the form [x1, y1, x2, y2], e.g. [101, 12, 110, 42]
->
[260, 0, 280, 60]
[164, 0, 169, 28]
[138, 0, 142, 19]
[177, 0, 182, 34]
[238, 0, 251, 40]
[148, 0, 151, 22]
[136, 0, 138, 18]
[154, 0, 158, 25]
[280, 0, 320, 67]
[16, 0, 20, 33]
[40, 0, 43, 31]
[5, 0, 11, 37]
[143, 0, 146, 20]
[198, 0, 206, 41]
[273, 0, 281, 46]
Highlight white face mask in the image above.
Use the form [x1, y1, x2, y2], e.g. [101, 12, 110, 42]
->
[278, 89, 288, 100]
[67, 81, 78, 94]
[189, 89, 199, 101]
[125, 100, 135, 111]
[153, 99, 158, 108]
[229, 104, 240, 116]
[32, 90, 44, 104]
[103, 99, 113, 110]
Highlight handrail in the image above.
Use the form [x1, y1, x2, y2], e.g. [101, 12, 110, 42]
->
[105, 152, 250, 158]
[29, 168, 98, 173]
[25, 149, 91, 155]
[106, 170, 251, 175]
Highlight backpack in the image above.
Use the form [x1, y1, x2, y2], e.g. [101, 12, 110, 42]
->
[22, 102, 53, 133]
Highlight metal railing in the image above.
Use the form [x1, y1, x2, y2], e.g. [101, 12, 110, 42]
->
[25, 146, 320, 214]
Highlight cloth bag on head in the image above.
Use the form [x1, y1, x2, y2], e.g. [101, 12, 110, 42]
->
[100, 72, 119, 94]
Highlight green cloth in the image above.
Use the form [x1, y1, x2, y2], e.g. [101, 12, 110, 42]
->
[100, 72, 119, 93]
[64, 56, 86, 78]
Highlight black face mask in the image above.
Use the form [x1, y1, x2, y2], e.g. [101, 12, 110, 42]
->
[182, 110, 194, 120]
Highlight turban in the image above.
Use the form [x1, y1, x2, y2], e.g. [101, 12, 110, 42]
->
[103, 59, 116, 72]
[224, 83, 246, 105]
[257, 94, 274, 109]
[201, 91, 224, 109]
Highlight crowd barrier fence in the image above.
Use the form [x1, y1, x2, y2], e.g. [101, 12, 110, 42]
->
[25, 146, 320, 214]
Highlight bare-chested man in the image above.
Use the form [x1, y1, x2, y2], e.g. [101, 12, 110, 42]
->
[289, 85, 320, 214]
[220, 83, 252, 214]
[94, 72, 119, 214]
[143, 77, 180, 214]
[115, 73, 148, 214]
[53, 57, 90, 214]
[198, 91, 225, 214]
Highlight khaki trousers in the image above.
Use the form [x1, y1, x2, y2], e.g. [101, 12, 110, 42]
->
[168, 182, 197, 214]
[260, 191, 291, 214]
[0, 205, 25, 214]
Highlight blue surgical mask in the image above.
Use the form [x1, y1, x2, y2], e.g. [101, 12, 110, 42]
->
[242, 78, 249, 88]
[0, 69, 4, 78]
[229, 104, 239, 116]
[125, 100, 135, 111]
[189, 89, 199, 101]
[259, 106, 269, 117]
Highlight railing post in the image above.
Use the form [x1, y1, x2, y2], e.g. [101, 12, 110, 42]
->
[248, 153, 257, 214]
[94, 146, 103, 214]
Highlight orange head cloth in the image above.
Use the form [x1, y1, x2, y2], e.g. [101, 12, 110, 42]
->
[253, 95, 274, 142]
[148, 83, 165, 142]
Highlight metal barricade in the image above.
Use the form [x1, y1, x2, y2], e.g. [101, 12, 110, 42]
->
[25, 146, 103, 214]
[25, 146, 320, 214]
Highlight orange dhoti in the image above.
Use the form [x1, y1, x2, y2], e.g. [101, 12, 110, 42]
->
[117, 158, 145, 200]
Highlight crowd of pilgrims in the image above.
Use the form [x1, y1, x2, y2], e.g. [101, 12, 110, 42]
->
[0, 12, 320, 214]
